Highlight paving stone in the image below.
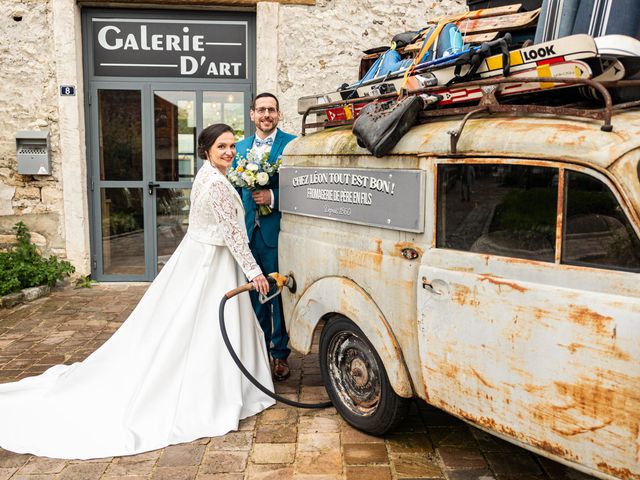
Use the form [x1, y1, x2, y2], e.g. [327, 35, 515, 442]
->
[391, 452, 443, 478]
[157, 443, 205, 466]
[299, 386, 330, 403]
[298, 432, 340, 452]
[258, 408, 298, 425]
[238, 416, 257, 431]
[150, 465, 198, 479]
[294, 450, 342, 475]
[101, 476, 148, 480]
[470, 429, 522, 453]
[9, 475, 56, 480]
[200, 451, 248, 474]
[298, 405, 338, 417]
[386, 432, 434, 454]
[346, 465, 392, 479]
[245, 463, 294, 480]
[484, 452, 542, 476]
[57, 462, 108, 480]
[341, 425, 385, 444]
[196, 474, 243, 480]
[301, 374, 324, 386]
[395, 414, 428, 433]
[251, 443, 295, 464]
[438, 446, 488, 470]
[255, 423, 297, 443]
[105, 458, 156, 476]
[0, 448, 30, 468]
[16, 456, 66, 474]
[421, 409, 465, 427]
[298, 414, 341, 434]
[446, 468, 497, 480]
[207, 431, 253, 451]
[343, 443, 389, 465]
[429, 427, 478, 448]
[0, 468, 18, 480]
[292, 475, 342, 480]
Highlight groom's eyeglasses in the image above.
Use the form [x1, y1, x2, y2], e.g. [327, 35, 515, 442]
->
[254, 107, 278, 115]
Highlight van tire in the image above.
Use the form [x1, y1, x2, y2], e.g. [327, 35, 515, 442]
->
[319, 316, 410, 435]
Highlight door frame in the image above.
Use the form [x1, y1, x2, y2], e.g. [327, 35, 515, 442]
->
[82, 7, 256, 281]
[87, 82, 253, 281]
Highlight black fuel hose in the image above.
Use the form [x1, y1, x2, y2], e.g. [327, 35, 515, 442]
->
[219, 279, 332, 409]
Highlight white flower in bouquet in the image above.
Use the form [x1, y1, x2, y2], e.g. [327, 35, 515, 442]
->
[227, 150, 283, 216]
[256, 172, 269, 186]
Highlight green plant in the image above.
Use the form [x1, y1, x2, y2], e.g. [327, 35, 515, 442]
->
[0, 222, 75, 296]
[75, 275, 98, 289]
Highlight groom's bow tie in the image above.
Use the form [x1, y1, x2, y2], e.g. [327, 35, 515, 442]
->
[255, 137, 273, 148]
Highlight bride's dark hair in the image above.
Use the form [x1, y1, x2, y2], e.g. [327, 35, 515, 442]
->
[197, 123, 234, 160]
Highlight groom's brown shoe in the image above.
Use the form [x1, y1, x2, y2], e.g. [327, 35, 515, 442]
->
[273, 359, 290, 381]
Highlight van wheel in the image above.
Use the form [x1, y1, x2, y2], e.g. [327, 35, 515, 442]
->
[320, 316, 410, 435]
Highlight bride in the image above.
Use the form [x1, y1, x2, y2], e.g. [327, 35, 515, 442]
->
[0, 123, 276, 459]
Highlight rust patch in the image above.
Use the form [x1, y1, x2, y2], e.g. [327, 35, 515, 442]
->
[568, 306, 614, 336]
[597, 462, 640, 480]
[470, 367, 495, 389]
[478, 274, 527, 293]
[375, 239, 383, 256]
[550, 419, 613, 437]
[449, 266, 475, 273]
[564, 343, 582, 354]
[451, 285, 471, 306]
[339, 248, 382, 272]
[554, 380, 618, 423]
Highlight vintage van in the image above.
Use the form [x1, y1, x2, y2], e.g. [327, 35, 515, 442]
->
[277, 110, 640, 480]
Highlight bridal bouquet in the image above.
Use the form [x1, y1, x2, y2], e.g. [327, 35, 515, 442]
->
[227, 148, 282, 216]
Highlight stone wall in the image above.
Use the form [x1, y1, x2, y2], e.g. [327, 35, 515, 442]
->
[0, 0, 467, 273]
[272, 0, 467, 134]
[0, 0, 66, 256]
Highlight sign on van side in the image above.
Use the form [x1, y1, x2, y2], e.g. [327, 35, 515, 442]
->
[280, 167, 425, 232]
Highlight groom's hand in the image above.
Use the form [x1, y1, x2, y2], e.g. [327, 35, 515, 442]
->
[252, 189, 271, 205]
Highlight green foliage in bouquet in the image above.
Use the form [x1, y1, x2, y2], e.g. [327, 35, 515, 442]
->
[0, 222, 75, 296]
[227, 149, 282, 216]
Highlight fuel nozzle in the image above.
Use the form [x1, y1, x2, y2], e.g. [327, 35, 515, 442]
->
[258, 272, 297, 304]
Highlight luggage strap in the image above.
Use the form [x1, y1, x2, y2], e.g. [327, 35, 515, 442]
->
[448, 34, 512, 86]
[400, 10, 488, 93]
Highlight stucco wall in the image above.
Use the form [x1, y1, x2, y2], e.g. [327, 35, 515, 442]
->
[0, 0, 67, 255]
[268, 0, 467, 134]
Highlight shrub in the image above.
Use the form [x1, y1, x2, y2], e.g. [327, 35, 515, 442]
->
[0, 222, 75, 296]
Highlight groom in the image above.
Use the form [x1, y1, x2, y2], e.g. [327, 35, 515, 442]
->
[235, 93, 296, 381]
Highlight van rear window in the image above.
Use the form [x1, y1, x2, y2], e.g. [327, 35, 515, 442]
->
[436, 164, 558, 262]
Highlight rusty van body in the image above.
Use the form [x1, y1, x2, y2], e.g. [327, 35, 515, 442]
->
[277, 111, 640, 480]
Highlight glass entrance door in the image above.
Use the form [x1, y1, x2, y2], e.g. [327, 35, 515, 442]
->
[90, 84, 250, 281]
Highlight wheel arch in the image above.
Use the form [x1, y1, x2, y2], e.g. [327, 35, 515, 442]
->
[288, 276, 413, 398]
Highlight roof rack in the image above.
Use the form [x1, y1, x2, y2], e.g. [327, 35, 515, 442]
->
[300, 77, 640, 140]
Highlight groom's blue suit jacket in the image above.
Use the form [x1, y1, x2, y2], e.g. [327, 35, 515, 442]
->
[234, 128, 296, 248]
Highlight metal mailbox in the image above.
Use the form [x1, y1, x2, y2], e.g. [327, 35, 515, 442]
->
[16, 130, 50, 175]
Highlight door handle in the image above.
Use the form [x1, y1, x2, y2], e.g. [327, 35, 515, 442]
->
[148, 182, 160, 195]
[422, 277, 450, 296]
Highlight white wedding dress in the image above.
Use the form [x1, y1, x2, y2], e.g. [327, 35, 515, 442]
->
[0, 161, 275, 459]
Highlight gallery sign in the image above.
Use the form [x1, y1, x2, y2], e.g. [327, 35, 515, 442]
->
[279, 167, 425, 232]
[91, 18, 248, 79]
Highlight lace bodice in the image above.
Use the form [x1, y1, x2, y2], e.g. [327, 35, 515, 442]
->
[188, 162, 261, 280]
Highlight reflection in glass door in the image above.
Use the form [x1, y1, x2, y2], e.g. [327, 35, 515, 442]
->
[203, 91, 245, 140]
[97, 89, 146, 276]
[153, 91, 195, 271]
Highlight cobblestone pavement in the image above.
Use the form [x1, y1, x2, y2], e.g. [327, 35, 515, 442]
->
[0, 284, 597, 480]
